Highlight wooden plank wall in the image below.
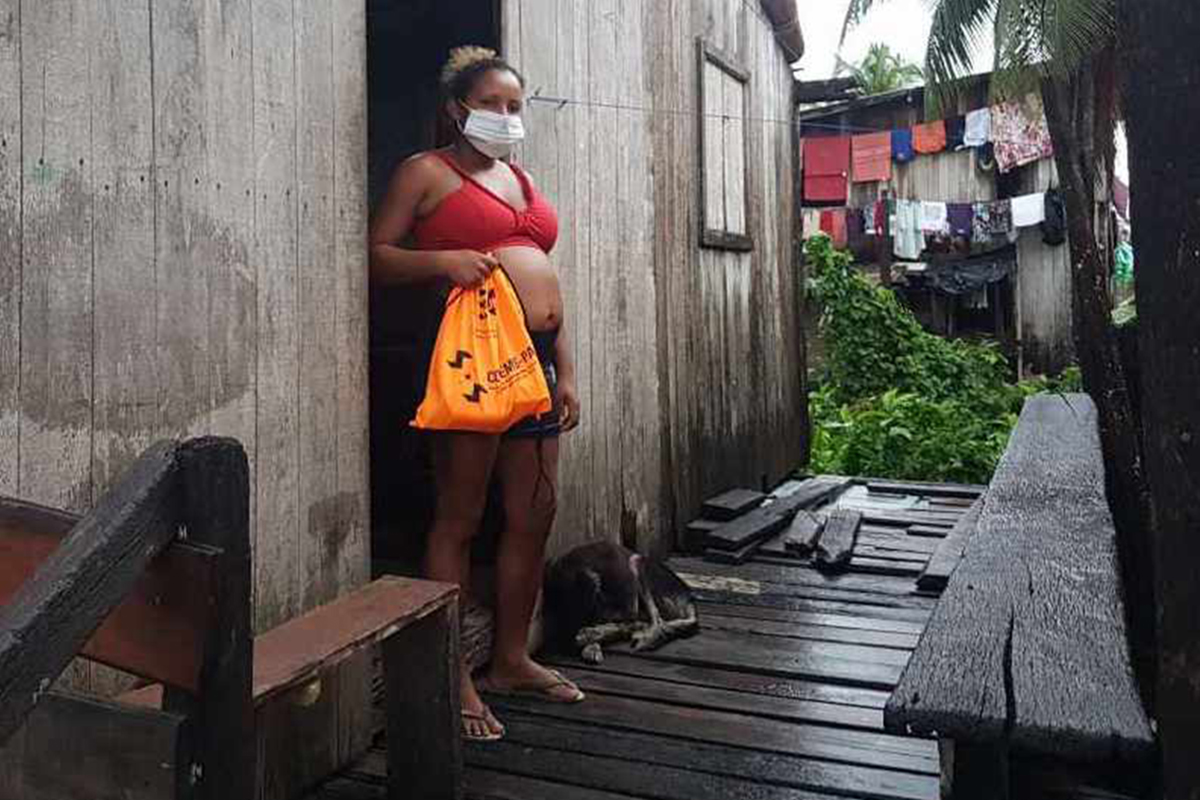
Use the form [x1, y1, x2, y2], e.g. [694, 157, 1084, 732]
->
[0, 0, 371, 696]
[503, 0, 805, 556]
[1015, 158, 1075, 375]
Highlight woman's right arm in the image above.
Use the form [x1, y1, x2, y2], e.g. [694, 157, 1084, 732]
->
[368, 155, 498, 287]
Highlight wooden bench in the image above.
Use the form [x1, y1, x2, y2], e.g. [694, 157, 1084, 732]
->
[0, 437, 462, 800]
[884, 395, 1155, 798]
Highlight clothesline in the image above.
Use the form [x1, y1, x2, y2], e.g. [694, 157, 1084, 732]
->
[802, 100, 1055, 203]
[803, 190, 1065, 260]
[527, 92, 797, 128]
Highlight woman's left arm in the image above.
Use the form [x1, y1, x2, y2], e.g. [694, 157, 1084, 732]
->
[554, 322, 581, 432]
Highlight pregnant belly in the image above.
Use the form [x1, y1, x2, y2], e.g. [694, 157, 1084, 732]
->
[495, 246, 563, 331]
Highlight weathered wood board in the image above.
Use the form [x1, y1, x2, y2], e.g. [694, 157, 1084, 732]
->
[886, 396, 1154, 764]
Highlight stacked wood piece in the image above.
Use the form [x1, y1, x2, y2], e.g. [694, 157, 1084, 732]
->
[814, 509, 863, 573]
[783, 511, 824, 555]
[703, 478, 848, 565]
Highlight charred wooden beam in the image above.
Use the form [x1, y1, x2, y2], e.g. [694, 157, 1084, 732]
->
[0, 441, 182, 745]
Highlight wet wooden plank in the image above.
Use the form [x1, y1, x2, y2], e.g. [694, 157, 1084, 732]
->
[551, 665, 884, 730]
[674, 558, 929, 599]
[465, 742, 844, 800]
[866, 481, 984, 499]
[606, 627, 908, 689]
[702, 488, 766, 521]
[475, 713, 940, 800]
[700, 612, 920, 650]
[692, 589, 933, 624]
[545, 652, 893, 710]
[917, 498, 983, 592]
[815, 510, 862, 573]
[481, 692, 938, 772]
[694, 601, 927, 635]
[464, 767, 641, 800]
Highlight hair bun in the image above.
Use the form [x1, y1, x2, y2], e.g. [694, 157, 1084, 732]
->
[442, 45, 498, 86]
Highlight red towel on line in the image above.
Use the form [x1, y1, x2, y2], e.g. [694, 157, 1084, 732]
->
[820, 208, 848, 249]
[912, 120, 947, 154]
[851, 132, 892, 183]
[803, 136, 851, 202]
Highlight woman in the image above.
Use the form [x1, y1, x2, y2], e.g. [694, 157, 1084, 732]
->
[368, 46, 583, 742]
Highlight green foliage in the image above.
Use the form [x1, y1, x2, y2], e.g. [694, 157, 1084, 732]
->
[834, 43, 925, 95]
[806, 235, 1078, 484]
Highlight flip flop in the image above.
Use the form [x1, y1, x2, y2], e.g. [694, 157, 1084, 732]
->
[461, 708, 505, 742]
[479, 669, 586, 703]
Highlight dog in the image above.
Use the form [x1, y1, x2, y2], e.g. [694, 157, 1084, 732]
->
[543, 541, 699, 664]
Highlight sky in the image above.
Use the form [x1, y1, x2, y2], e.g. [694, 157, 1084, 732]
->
[792, 1, 1129, 181]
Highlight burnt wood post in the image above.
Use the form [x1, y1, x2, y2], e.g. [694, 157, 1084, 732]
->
[1120, 1, 1200, 796]
[383, 596, 462, 800]
[0, 441, 182, 744]
[163, 438, 255, 800]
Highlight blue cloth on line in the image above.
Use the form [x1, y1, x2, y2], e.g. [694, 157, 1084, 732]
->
[892, 129, 915, 163]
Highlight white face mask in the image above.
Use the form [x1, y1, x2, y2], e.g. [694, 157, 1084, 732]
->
[459, 103, 525, 160]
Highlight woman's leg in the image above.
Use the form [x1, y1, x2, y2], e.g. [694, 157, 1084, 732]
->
[426, 431, 502, 737]
[485, 435, 582, 700]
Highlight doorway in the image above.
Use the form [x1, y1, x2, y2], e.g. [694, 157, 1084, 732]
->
[366, 0, 501, 572]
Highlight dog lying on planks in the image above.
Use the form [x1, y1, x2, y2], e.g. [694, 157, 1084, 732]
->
[543, 541, 699, 664]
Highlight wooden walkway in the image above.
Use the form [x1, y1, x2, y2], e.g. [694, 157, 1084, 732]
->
[306, 480, 980, 800]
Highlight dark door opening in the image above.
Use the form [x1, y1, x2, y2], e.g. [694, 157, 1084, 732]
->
[366, 0, 501, 573]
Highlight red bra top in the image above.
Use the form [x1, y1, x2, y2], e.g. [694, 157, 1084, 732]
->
[412, 152, 559, 254]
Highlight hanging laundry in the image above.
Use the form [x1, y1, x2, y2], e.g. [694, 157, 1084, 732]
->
[975, 142, 997, 173]
[802, 208, 825, 239]
[947, 203, 974, 238]
[912, 121, 947, 154]
[920, 201, 949, 233]
[1011, 192, 1047, 227]
[945, 116, 967, 151]
[892, 200, 923, 260]
[963, 107, 992, 148]
[847, 208, 869, 256]
[991, 98, 1054, 174]
[852, 132, 892, 183]
[972, 200, 1014, 244]
[1041, 188, 1067, 245]
[861, 202, 877, 235]
[803, 136, 851, 202]
[875, 199, 889, 237]
[1114, 241, 1135, 285]
[892, 129, 915, 163]
[986, 199, 1013, 235]
[820, 208, 849, 248]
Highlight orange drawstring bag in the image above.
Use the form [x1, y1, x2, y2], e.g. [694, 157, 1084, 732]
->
[412, 268, 552, 433]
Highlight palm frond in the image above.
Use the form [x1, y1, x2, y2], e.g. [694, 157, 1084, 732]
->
[841, 0, 884, 46]
[924, 0, 1000, 114]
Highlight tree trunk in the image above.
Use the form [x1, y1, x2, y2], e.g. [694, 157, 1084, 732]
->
[1040, 66, 1156, 709]
[1119, 2, 1200, 797]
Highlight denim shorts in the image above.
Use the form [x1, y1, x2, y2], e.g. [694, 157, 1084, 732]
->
[506, 329, 561, 439]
